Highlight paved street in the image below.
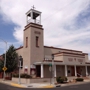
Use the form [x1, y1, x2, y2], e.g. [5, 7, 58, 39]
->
[58, 82, 90, 90]
[0, 83, 22, 90]
[0, 82, 90, 90]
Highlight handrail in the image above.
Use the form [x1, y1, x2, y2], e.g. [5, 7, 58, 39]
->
[77, 73, 82, 77]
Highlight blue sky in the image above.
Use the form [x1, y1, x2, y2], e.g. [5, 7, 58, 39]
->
[0, 14, 17, 41]
[0, 12, 22, 54]
[0, 0, 90, 59]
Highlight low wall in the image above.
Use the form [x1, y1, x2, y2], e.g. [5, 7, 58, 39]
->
[12, 78, 30, 84]
[12, 77, 54, 84]
[12, 77, 77, 84]
[67, 76, 77, 81]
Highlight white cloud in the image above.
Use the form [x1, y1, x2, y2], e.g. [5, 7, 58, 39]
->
[1, 0, 90, 59]
[0, 41, 22, 55]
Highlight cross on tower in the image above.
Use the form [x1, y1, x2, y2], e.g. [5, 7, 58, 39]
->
[32, 5, 35, 10]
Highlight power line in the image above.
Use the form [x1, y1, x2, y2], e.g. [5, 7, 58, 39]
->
[0, 0, 1, 10]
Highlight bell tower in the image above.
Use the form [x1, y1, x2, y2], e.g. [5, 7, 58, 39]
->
[23, 7, 44, 74]
[26, 7, 41, 25]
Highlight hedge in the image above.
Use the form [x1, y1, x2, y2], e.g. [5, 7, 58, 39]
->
[56, 76, 68, 83]
[76, 78, 84, 82]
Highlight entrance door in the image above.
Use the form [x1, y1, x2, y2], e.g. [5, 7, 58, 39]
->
[36, 65, 41, 77]
[71, 66, 75, 76]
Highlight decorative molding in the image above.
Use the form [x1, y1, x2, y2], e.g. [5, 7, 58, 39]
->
[34, 31, 41, 35]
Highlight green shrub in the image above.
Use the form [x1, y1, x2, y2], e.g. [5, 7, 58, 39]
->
[76, 78, 84, 82]
[20, 73, 32, 79]
[12, 73, 32, 79]
[61, 76, 68, 81]
[12, 74, 19, 77]
[56, 77, 61, 83]
[56, 76, 68, 83]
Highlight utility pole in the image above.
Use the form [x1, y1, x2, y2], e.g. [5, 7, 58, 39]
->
[0, 38, 7, 81]
[18, 60, 21, 84]
[18, 55, 23, 84]
[3, 41, 7, 81]
[52, 54, 54, 85]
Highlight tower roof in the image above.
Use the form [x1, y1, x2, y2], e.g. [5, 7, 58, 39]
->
[26, 9, 41, 16]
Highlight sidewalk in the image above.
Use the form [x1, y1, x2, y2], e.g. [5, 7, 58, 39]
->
[0, 79, 54, 88]
[0, 79, 90, 88]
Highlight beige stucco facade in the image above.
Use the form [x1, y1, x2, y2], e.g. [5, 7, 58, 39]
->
[21, 23, 44, 74]
[15, 8, 90, 78]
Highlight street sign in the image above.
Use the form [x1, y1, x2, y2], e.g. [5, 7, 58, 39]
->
[2, 67, 7, 71]
[49, 64, 52, 66]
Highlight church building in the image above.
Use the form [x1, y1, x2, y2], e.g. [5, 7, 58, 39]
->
[1, 8, 90, 78]
[16, 8, 90, 78]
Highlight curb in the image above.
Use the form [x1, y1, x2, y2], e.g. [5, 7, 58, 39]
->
[0, 80, 25, 88]
[40, 85, 55, 88]
[10, 83, 25, 88]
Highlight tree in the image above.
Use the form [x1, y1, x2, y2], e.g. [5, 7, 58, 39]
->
[0, 45, 18, 73]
